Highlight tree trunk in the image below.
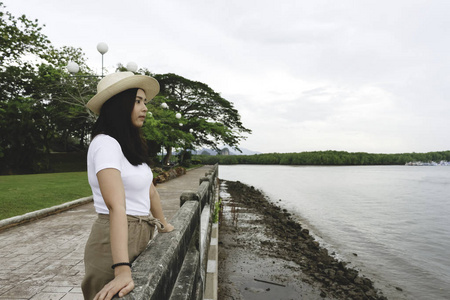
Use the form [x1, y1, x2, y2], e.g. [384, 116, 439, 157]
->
[178, 150, 185, 165]
[163, 146, 172, 166]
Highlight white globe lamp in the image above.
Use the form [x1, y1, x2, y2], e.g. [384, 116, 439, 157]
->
[96, 42, 109, 54]
[67, 61, 80, 74]
[126, 62, 138, 72]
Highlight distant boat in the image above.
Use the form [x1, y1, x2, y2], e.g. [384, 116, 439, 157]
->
[405, 160, 450, 166]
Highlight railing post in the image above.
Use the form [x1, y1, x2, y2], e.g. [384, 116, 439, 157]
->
[180, 192, 201, 253]
[180, 191, 200, 207]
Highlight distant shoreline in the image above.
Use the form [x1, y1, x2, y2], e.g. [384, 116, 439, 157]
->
[195, 149, 450, 166]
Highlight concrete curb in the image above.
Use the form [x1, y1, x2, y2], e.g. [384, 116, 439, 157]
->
[0, 195, 93, 232]
[204, 222, 219, 300]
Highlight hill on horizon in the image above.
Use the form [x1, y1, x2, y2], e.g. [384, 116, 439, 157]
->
[192, 146, 260, 156]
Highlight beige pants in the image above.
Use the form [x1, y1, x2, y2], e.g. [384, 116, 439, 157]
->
[81, 214, 156, 300]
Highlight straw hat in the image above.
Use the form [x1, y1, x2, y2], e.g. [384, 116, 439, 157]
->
[86, 72, 160, 114]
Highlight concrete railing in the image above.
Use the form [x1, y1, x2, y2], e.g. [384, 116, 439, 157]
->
[123, 164, 219, 300]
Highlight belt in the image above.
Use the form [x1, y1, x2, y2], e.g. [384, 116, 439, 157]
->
[128, 215, 165, 232]
[98, 214, 165, 232]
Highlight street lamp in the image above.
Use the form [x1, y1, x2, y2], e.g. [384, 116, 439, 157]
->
[96, 42, 108, 77]
[66, 42, 109, 76]
[66, 42, 138, 77]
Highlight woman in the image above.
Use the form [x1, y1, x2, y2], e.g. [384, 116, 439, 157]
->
[81, 72, 174, 300]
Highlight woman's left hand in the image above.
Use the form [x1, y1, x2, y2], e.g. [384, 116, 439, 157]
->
[158, 223, 174, 233]
[93, 267, 134, 300]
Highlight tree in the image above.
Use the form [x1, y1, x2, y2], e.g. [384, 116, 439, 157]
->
[0, 2, 50, 66]
[142, 96, 195, 165]
[0, 63, 53, 173]
[145, 73, 251, 165]
[0, 3, 95, 173]
[37, 46, 98, 149]
[0, 3, 52, 173]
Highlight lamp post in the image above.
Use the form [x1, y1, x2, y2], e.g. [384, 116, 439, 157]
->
[96, 42, 108, 77]
[66, 42, 138, 77]
[66, 42, 109, 77]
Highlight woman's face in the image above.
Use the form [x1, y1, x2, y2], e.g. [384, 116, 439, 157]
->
[131, 89, 148, 128]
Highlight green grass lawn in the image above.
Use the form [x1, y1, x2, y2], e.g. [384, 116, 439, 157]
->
[0, 172, 92, 220]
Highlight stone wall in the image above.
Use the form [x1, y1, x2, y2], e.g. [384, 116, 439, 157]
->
[153, 166, 187, 184]
[123, 164, 219, 300]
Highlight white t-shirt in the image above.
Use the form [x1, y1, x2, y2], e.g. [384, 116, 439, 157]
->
[87, 134, 153, 215]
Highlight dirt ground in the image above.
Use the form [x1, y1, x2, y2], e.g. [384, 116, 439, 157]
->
[218, 180, 388, 300]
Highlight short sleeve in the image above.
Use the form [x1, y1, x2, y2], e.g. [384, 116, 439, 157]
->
[90, 135, 123, 174]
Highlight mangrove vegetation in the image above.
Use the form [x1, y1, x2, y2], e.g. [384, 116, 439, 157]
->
[193, 150, 450, 166]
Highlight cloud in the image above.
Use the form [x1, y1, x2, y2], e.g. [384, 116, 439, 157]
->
[3, 0, 450, 153]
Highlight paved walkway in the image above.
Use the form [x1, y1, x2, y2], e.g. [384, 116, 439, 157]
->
[0, 166, 212, 300]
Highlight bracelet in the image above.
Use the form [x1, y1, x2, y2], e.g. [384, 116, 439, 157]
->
[111, 262, 132, 269]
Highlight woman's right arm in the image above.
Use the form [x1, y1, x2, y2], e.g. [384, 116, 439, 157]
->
[94, 168, 134, 300]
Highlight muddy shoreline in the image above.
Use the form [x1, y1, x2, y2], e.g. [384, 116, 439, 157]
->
[218, 180, 388, 299]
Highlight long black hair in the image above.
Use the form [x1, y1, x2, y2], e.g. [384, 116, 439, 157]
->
[91, 88, 150, 166]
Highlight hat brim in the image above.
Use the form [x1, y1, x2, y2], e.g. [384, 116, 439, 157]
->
[87, 75, 160, 114]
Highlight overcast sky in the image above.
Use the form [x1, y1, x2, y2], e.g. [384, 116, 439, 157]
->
[4, 0, 450, 154]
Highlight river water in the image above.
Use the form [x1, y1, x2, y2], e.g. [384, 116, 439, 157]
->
[219, 165, 450, 300]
